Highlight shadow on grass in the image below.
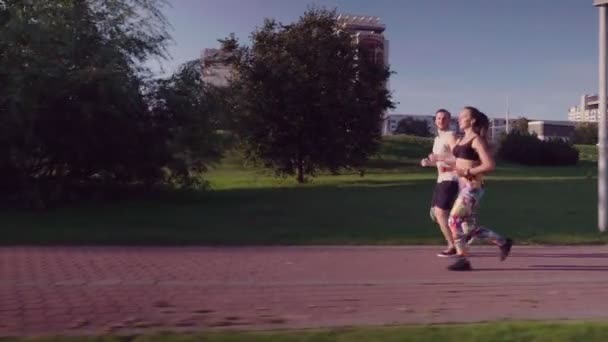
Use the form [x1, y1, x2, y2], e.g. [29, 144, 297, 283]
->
[364, 159, 418, 169]
[493, 160, 596, 177]
[0, 174, 604, 246]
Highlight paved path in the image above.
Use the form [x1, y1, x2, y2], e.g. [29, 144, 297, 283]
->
[2, 245, 608, 337]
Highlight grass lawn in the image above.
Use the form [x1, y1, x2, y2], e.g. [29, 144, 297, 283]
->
[8, 321, 608, 342]
[2, 136, 605, 245]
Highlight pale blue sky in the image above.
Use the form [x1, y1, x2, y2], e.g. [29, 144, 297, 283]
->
[154, 0, 599, 120]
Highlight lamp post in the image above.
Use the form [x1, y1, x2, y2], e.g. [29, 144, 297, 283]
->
[595, 0, 608, 232]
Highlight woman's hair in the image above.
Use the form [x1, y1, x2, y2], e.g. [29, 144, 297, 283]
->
[464, 106, 489, 141]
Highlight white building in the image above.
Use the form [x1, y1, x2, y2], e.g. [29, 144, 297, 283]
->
[337, 14, 389, 68]
[488, 118, 520, 142]
[338, 14, 391, 134]
[528, 120, 575, 141]
[384, 114, 523, 141]
[568, 94, 599, 122]
[383, 114, 457, 136]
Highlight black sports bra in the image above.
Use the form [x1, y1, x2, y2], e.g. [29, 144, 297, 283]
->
[453, 137, 480, 162]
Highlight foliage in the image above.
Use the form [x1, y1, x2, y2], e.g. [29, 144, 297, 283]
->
[394, 117, 431, 137]
[572, 122, 598, 145]
[0, 0, 225, 206]
[232, 7, 394, 183]
[511, 116, 529, 134]
[148, 60, 225, 188]
[498, 131, 579, 166]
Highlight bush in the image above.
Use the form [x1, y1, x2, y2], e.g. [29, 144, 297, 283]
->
[394, 118, 432, 137]
[498, 132, 579, 166]
[572, 122, 598, 145]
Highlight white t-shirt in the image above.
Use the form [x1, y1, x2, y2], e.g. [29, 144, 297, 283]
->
[432, 130, 457, 183]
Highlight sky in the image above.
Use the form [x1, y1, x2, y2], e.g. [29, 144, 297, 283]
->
[152, 0, 600, 120]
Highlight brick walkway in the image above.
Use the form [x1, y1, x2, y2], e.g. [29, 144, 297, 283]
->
[2, 245, 608, 337]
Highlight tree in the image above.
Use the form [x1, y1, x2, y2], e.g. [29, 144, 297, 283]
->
[205, 33, 244, 131]
[149, 60, 224, 187]
[499, 131, 579, 166]
[233, 7, 394, 183]
[394, 118, 431, 137]
[572, 122, 598, 145]
[512, 117, 529, 135]
[0, 0, 172, 205]
[217, 33, 240, 56]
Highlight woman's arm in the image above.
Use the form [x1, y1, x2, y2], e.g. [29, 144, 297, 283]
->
[468, 137, 495, 176]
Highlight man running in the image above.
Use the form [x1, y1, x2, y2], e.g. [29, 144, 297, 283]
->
[421, 109, 459, 257]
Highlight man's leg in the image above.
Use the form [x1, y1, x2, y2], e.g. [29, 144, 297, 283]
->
[431, 181, 459, 257]
[434, 206, 455, 250]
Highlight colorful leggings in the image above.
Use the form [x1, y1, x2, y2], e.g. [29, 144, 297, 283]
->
[448, 184, 505, 255]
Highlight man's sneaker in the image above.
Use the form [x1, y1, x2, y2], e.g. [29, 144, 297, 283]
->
[437, 247, 457, 258]
[447, 257, 472, 271]
[499, 238, 513, 261]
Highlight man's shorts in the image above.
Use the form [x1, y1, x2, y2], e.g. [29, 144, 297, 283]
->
[431, 180, 459, 211]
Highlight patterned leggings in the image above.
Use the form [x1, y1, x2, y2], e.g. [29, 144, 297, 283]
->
[448, 184, 506, 255]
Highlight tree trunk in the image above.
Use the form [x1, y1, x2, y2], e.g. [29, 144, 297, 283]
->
[297, 160, 305, 183]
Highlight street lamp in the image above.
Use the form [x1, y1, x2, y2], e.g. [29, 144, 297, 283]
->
[595, 0, 608, 232]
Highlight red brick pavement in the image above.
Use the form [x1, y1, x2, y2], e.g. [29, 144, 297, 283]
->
[2, 246, 608, 337]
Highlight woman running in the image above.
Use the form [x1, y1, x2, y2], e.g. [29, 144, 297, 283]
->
[430, 106, 513, 271]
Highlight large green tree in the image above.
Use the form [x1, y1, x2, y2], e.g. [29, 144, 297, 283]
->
[0, 0, 174, 205]
[149, 59, 224, 188]
[233, 8, 394, 183]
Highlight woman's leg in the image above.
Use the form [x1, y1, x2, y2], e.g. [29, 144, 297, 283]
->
[448, 186, 512, 265]
[448, 186, 481, 257]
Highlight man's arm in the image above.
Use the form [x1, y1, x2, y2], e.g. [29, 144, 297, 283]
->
[421, 157, 436, 167]
[446, 132, 458, 151]
[428, 132, 457, 163]
[421, 136, 438, 167]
